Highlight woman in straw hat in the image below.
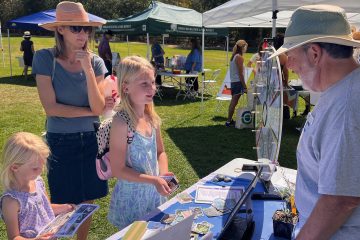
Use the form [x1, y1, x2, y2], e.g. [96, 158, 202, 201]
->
[32, 2, 111, 239]
[20, 31, 34, 79]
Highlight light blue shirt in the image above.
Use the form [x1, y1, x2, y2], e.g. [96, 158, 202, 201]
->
[295, 67, 360, 239]
[185, 48, 202, 72]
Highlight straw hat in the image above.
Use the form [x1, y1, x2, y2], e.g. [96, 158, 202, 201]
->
[23, 31, 31, 38]
[271, 5, 360, 58]
[353, 32, 360, 41]
[39, 1, 106, 31]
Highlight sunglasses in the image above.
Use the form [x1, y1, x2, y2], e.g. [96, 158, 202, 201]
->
[68, 26, 93, 34]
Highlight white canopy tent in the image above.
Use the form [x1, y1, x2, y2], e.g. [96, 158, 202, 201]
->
[203, 0, 360, 36]
[199, 0, 360, 107]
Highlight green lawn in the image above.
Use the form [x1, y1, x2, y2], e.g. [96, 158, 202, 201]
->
[0, 37, 306, 239]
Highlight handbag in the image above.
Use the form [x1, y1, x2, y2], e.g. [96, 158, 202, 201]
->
[94, 111, 135, 180]
[235, 93, 254, 129]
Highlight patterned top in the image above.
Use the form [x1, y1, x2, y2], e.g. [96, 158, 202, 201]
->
[0, 177, 55, 238]
[108, 113, 166, 230]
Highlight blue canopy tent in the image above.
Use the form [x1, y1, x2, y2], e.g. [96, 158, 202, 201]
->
[5, 10, 105, 76]
[6, 9, 105, 31]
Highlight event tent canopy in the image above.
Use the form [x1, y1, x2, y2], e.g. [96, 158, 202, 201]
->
[6, 9, 106, 31]
[103, 1, 228, 37]
[202, 0, 360, 36]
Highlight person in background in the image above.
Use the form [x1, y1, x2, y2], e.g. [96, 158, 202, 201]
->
[184, 38, 202, 93]
[108, 56, 173, 230]
[247, 40, 264, 75]
[226, 40, 248, 127]
[0, 132, 74, 239]
[98, 29, 114, 78]
[271, 5, 360, 239]
[151, 37, 165, 86]
[20, 31, 34, 80]
[32, 2, 113, 239]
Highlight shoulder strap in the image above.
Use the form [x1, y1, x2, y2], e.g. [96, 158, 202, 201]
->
[114, 111, 135, 144]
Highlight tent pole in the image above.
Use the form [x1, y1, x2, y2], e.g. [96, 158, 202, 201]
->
[126, 35, 129, 56]
[8, 29, 12, 78]
[146, 33, 150, 60]
[162, 34, 165, 47]
[272, 0, 278, 38]
[226, 35, 229, 68]
[0, 22, 5, 67]
[201, 27, 205, 112]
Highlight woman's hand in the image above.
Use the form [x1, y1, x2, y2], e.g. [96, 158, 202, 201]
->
[153, 177, 172, 196]
[75, 50, 92, 71]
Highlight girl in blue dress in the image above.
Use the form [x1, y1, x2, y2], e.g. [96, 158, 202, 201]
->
[108, 56, 173, 229]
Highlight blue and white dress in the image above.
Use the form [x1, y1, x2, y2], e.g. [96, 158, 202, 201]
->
[108, 120, 166, 230]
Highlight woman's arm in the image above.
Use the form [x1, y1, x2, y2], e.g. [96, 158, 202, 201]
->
[36, 74, 95, 117]
[109, 118, 171, 195]
[156, 126, 169, 175]
[235, 55, 247, 90]
[75, 51, 105, 115]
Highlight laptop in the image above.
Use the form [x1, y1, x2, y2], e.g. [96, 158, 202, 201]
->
[217, 166, 263, 240]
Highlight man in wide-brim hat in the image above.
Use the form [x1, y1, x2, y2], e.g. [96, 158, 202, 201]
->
[271, 4, 360, 239]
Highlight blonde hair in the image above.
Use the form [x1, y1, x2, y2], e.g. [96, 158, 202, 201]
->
[54, 27, 94, 58]
[231, 40, 248, 61]
[0, 132, 50, 191]
[116, 56, 161, 127]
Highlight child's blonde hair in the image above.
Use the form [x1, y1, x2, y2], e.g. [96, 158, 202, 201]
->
[116, 56, 161, 127]
[0, 132, 50, 191]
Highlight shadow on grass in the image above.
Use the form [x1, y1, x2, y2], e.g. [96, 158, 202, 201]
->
[212, 116, 227, 122]
[166, 125, 257, 178]
[0, 75, 36, 87]
[167, 116, 305, 177]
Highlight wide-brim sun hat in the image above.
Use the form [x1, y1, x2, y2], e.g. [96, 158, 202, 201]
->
[353, 32, 360, 41]
[270, 4, 360, 58]
[23, 31, 31, 38]
[39, 1, 106, 31]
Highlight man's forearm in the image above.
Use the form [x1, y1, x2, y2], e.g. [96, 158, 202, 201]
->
[296, 195, 360, 240]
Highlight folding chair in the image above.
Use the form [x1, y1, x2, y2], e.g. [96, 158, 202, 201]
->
[215, 95, 232, 112]
[203, 69, 220, 95]
[154, 84, 163, 101]
[183, 77, 198, 100]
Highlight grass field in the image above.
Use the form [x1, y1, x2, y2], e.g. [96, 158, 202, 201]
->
[0, 37, 306, 239]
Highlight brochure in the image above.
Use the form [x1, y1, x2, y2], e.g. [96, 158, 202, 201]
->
[195, 185, 245, 204]
[37, 203, 99, 238]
